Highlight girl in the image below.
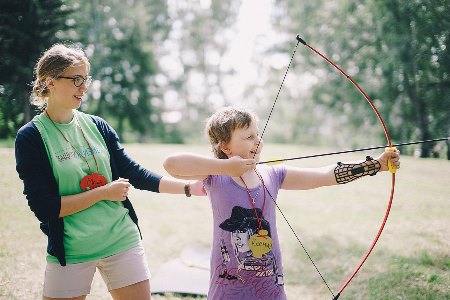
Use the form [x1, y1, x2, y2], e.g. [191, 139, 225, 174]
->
[163, 106, 400, 300]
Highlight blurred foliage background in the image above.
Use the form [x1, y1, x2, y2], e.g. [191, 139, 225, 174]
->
[0, 0, 449, 157]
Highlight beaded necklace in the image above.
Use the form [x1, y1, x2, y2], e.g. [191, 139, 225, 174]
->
[239, 169, 273, 258]
[45, 110, 107, 191]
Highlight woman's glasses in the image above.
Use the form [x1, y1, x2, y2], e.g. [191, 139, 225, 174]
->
[55, 75, 92, 87]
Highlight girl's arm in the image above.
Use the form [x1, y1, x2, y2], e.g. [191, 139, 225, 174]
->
[281, 150, 400, 190]
[164, 152, 256, 180]
[281, 164, 337, 190]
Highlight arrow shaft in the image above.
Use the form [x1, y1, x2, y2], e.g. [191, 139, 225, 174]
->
[258, 137, 448, 165]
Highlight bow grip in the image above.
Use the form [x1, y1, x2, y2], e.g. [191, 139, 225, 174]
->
[385, 147, 397, 174]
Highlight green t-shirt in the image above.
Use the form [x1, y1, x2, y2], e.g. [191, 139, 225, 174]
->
[33, 110, 140, 264]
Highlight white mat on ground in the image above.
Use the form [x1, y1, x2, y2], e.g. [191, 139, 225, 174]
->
[151, 245, 210, 296]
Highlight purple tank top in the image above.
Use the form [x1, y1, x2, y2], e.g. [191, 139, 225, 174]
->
[204, 164, 287, 300]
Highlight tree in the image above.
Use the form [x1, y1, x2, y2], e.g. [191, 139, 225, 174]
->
[157, 0, 241, 142]
[59, 0, 168, 142]
[271, 0, 449, 157]
[375, 0, 450, 157]
[0, 0, 71, 138]
[0, 0, 171, 142]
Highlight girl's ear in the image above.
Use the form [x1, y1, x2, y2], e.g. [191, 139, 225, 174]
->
[220, 141, 231, 155]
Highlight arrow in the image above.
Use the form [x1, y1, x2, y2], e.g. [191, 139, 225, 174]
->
[258, 137, 448, 165]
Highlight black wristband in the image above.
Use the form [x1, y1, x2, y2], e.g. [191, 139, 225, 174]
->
[184, 183, 191, 197]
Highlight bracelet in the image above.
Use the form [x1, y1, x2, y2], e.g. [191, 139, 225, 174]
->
[184, 183, 191, 197]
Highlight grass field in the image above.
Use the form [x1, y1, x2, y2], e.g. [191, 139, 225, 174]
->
[1, 144, 449, 300]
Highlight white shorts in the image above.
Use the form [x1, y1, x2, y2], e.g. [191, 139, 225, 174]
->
[43, 244, 151, 298]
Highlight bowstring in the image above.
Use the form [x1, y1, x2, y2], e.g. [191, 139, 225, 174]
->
[255, 171, 336, 298]
[252, 37, 336, 297]
[253, 38, 300, 159]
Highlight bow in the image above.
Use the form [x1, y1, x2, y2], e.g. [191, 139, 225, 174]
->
[256, 35, 398, 299]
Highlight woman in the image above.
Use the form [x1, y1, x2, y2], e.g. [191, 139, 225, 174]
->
[15, 43, 204, 299]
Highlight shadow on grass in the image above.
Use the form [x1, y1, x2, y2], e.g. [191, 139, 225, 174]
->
[152, 292, 206, 299]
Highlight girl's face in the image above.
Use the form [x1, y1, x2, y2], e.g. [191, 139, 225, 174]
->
[47, 63, 90, 111]
[222, 121, 263, 161]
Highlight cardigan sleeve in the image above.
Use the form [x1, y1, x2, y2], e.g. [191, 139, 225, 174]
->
[90, 115, 162, 192]
[15, 122, 61, 223]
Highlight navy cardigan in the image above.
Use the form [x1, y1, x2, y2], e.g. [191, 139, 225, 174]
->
[15, 114, 162, 266]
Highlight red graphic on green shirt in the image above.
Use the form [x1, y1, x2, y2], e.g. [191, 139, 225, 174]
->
[80, 173, 107, 191]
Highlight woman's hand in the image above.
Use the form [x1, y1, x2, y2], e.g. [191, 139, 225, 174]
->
[102, 178, 131, 201]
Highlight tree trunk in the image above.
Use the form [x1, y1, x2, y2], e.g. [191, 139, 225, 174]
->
[447, 140, 450, 160]
[23, 90, 31, 123]
[404, 20, 432, 157]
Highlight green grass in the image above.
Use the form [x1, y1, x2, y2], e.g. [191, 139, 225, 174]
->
[1, 144, 449, 299]
[0, 138, 14, 148]
[365, 252, 450, 300]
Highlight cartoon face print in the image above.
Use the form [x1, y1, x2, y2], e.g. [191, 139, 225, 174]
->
[219, 206, 275, 273]
[231, 230, 251, 253]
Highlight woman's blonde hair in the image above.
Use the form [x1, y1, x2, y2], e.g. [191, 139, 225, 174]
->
[30, 43, 90, 108]
[205, 106, 258, 159]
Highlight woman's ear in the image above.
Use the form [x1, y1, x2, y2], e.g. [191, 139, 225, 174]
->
[45, 77, 55, 90]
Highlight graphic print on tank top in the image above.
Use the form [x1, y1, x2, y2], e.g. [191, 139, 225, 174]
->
[216, 206, 284, 287]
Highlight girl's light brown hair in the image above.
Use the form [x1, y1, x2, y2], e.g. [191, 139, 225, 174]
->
[205, 106, 258, 159]
[30, 43, 90, 108]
